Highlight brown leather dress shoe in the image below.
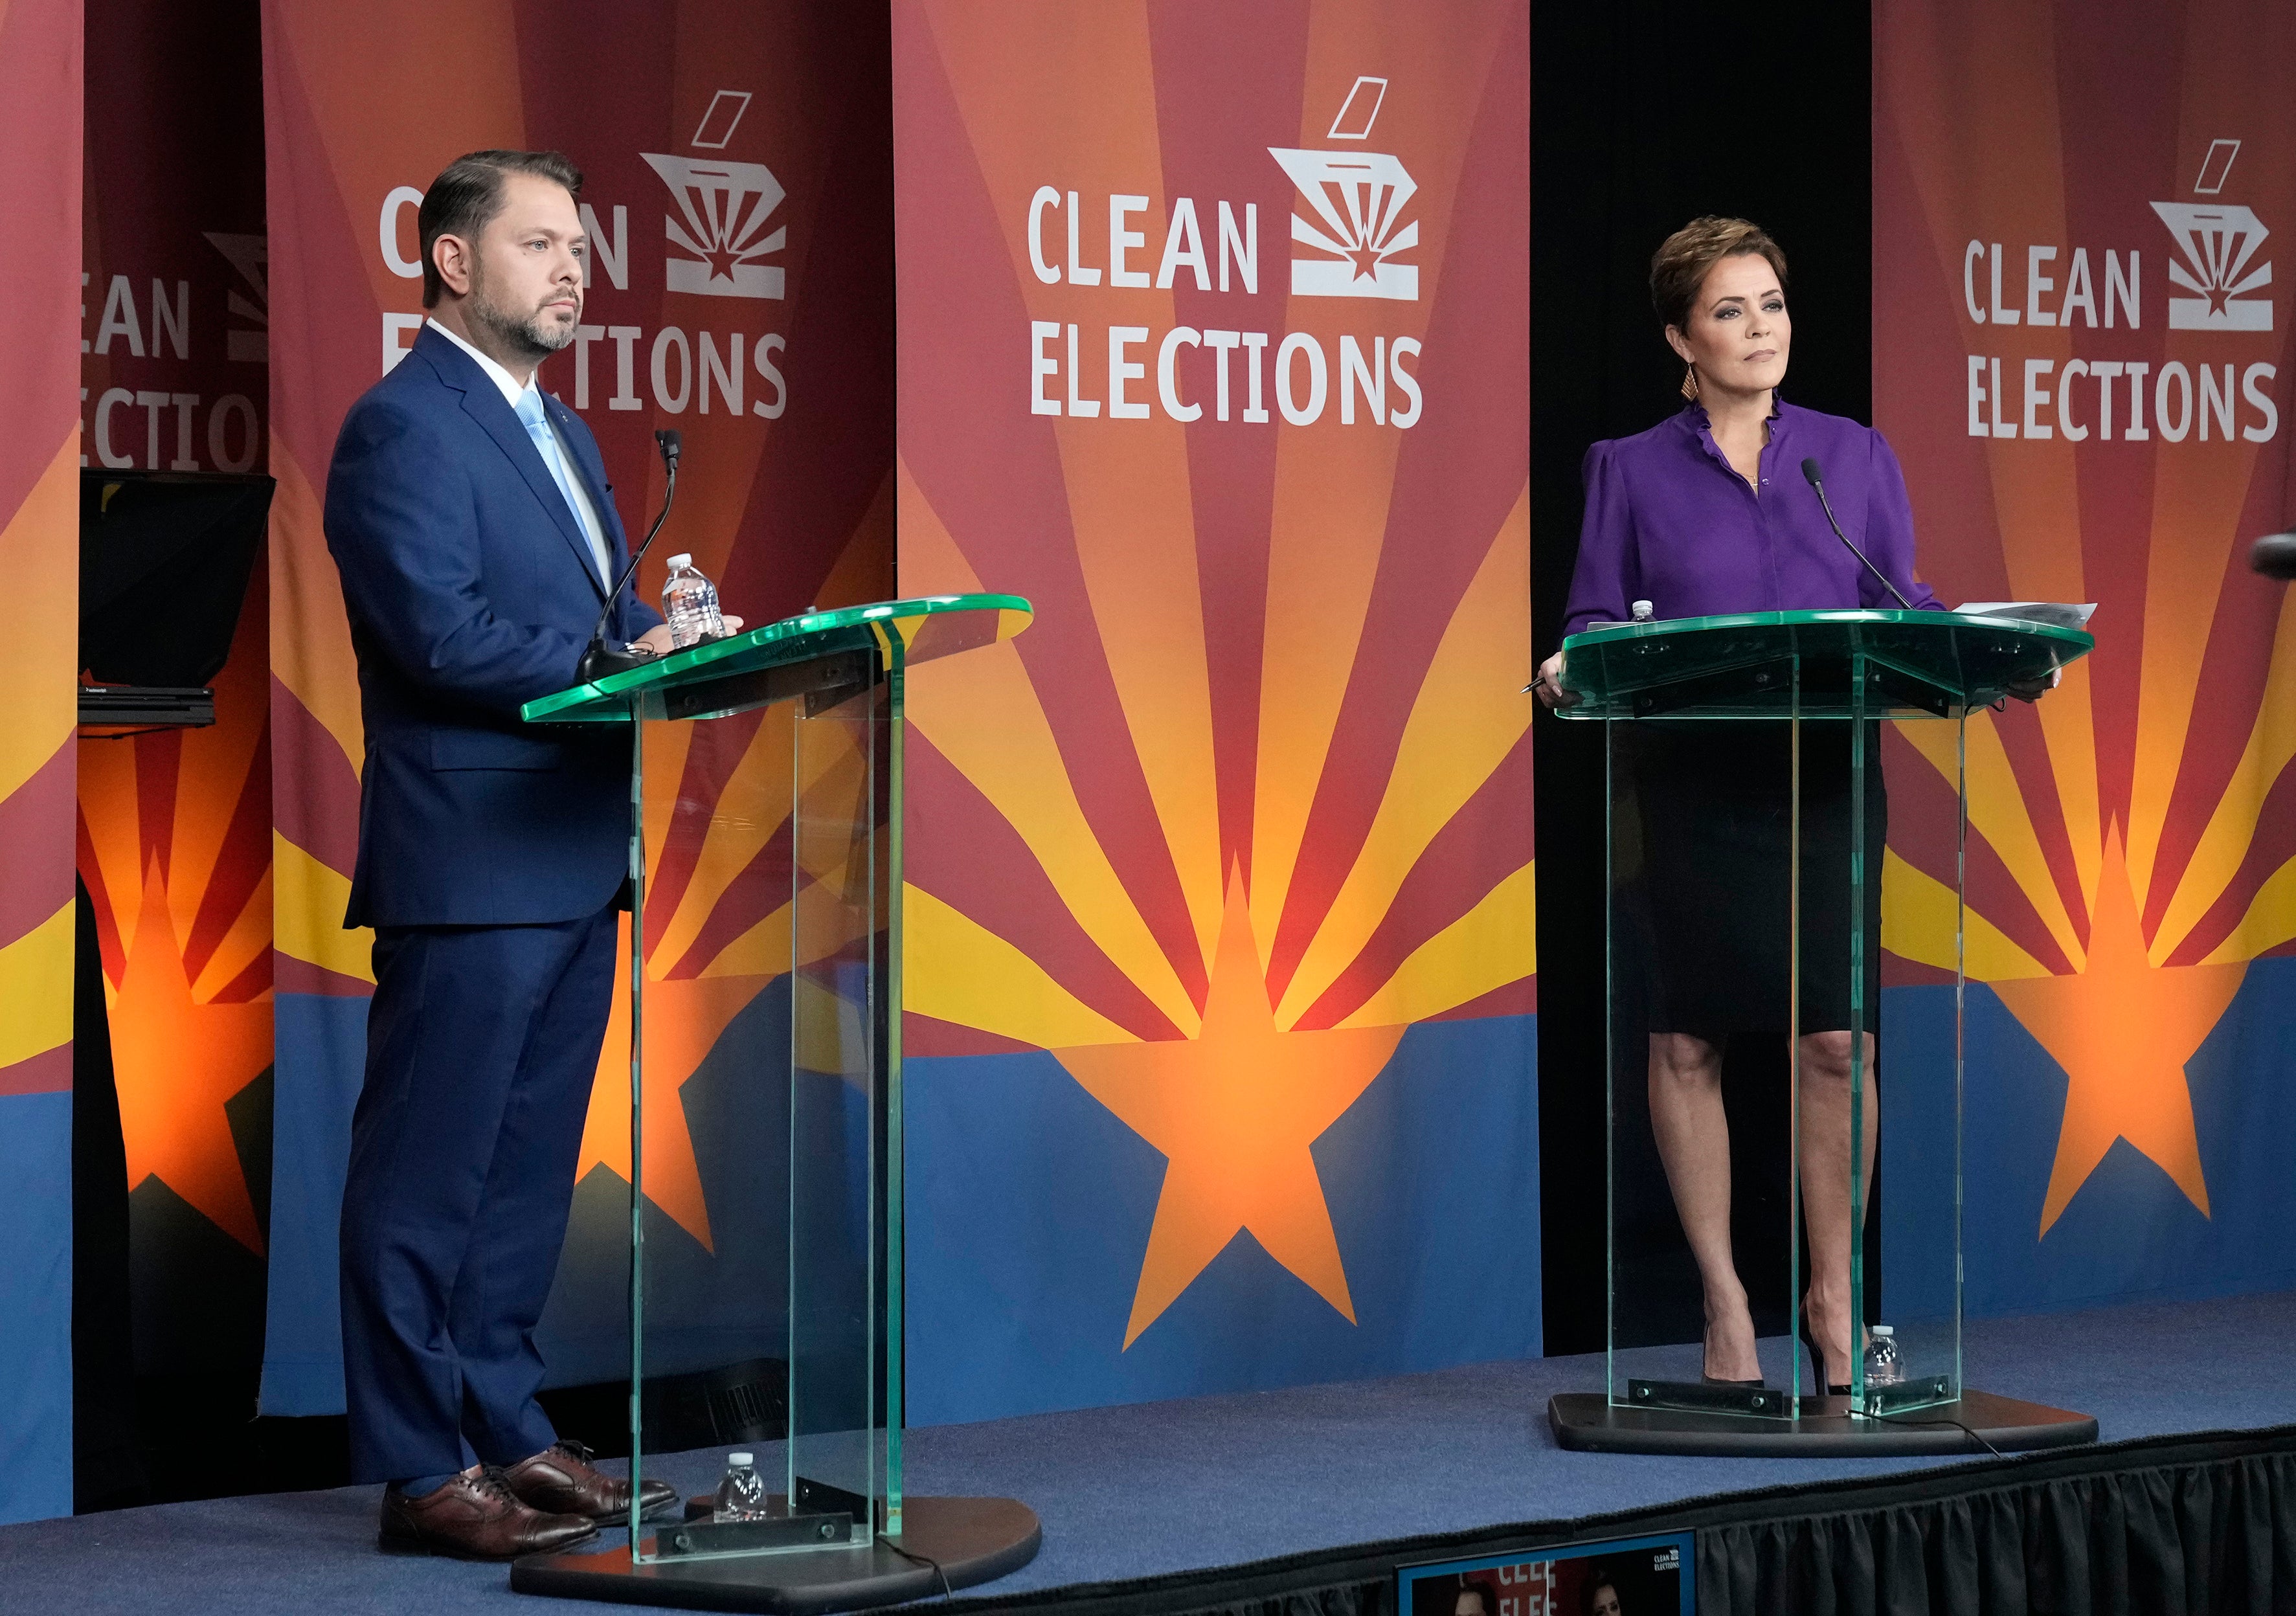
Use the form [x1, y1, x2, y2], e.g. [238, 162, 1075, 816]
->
[501, 1440, 681, 1523]
[378, 1464, 599, 1559]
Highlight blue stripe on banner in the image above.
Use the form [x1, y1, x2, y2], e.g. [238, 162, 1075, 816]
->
[1884, 965, 2296, 1323]
[0, 1091, 72, 1523]
[258, 991, 370, 1415]
[906, 1014, 1539, 1426]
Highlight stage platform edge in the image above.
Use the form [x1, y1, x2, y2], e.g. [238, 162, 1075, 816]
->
[1549, 1386, 2098, 1456]
[508, 1496, 1041, 1613]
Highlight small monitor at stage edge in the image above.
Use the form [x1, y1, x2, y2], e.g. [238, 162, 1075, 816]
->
[1398, 1531, 1693, 1616]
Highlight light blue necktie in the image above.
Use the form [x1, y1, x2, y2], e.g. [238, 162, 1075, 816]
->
[514, 388, 610, 587]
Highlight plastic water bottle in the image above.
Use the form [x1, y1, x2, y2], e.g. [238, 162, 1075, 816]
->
[1863, 1324, 1903, 1387]
[1631, 599, 1655, 622]
[712, 1452, 767, 1522]
[662, 553, 725, 649]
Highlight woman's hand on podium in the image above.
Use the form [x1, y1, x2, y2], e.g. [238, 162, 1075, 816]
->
[2005, 664, 2063, 703]
[1532, 650, 1578, 708]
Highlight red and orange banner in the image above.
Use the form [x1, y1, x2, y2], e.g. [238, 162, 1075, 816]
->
[1876, 0, 2296, 1308]
[0, 0, 84, 1527]
[893, 0, 1534, 1420]
[257, 0, 890, 1409]
[77, 0, 275, 1382]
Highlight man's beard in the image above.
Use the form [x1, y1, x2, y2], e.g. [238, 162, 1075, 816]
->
[467, 264, 578, 363]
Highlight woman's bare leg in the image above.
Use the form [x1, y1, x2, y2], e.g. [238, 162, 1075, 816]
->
[1795, 1029, 1878, 1387]
[1647, 1033, 1758, 1380]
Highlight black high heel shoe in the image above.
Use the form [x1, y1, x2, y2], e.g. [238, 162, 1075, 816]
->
[1798, 1311, 1851, 1398]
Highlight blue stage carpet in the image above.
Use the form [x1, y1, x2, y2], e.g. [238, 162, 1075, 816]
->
[5, 1290, 2289, 1613]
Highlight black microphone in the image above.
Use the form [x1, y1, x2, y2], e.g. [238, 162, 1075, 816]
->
[576, 429, 682, 685]
[2252, 532, 2296, 580]
[1802, 456, 1913, 610]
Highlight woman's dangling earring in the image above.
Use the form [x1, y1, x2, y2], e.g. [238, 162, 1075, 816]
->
[1680, 362, 1700, 401]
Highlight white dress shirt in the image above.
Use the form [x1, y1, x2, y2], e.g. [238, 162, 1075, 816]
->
[426, 318, 615, 590]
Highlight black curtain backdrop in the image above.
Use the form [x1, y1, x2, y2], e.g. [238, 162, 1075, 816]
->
[1531, 0, 1877, 1357]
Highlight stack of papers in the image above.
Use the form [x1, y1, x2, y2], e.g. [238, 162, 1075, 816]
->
[1953, 601, 2097, 629]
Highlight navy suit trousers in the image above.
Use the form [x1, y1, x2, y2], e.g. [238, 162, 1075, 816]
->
[339, 904, 618, 1483]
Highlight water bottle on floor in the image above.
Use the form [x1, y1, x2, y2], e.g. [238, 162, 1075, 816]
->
[662, 553, 726, 649]
[712, 1452, 768, 1522]
[1863, 1324, 1902, 1386]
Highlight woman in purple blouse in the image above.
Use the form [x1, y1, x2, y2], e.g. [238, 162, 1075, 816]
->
[1534, 218, 1944, 1397]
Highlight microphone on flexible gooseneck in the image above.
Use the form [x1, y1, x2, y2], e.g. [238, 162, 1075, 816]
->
[576, 429, 682, 685]
[2251, 532, 2296, 580]
[1802, 456, 1913, 610]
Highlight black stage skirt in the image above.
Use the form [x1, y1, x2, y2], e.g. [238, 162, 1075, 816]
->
[1625, 721, 1885, 1037]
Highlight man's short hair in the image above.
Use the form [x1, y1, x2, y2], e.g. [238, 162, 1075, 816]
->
[418, 150, 583, 308]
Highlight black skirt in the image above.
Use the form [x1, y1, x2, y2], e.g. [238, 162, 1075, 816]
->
[1625, 721, 1885, 1037]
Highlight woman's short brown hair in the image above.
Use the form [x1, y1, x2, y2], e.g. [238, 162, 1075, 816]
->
[1650, 217, 1788, 333]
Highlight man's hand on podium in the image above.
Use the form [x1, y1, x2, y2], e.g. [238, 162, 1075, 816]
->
[632, 615, 745, 658]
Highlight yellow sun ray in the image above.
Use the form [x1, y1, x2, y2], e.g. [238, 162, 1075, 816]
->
[922, 8, 1226, 982]
[2198, 849, 2296, 966]
[189, 866, 275, 1003]
[2126, 438, 2265, 907]
[1337, 859, 1535, 1029]
[1276, 486, 1529, 1027]
[651, 706, 797, 976]
[271, 831, 374, 983]
[1053, 417, 1223, 983]
[903, 493, 1202, 1036]
[0, 440, 78, 803]
[168, 677, 269, 949]
[903, 884, 1137, 1048]
[2031, 657, 2103, 922]
[267, 441, 364, 782]
[78, 734, 145, 967]
[0, 903, 74, 1070]
[1250, 426, 1405, 969]
[642, 713, 695, 875]
[1884, 0, 2101, 921]
[1880, 848, 2054, 981]
[1895, 710, 2086, 969]
[2150, 583, 2296, 963]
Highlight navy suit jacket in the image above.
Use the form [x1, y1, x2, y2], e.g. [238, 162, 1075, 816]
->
[325, 325, 664, 929]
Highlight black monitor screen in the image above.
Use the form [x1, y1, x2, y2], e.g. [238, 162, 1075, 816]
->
[80, 469, 274, 688]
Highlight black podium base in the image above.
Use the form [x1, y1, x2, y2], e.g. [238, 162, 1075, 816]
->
[1549, 1387, 2099, 1457]
[509, 1496, 1041, 1613]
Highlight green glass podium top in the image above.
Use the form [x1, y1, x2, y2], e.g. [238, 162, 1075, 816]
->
[521, 592, 1032, 724]
[1555, 608, 2094, 719]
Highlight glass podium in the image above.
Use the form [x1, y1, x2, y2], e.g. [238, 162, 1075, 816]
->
[508, 596, 1044, 1608]
[1544, 609, 2103, 1455]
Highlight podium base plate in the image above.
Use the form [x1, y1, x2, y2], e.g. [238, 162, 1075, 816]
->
[1548, 1386, 2098, 1457]
[509, 1496, 1041, 1613]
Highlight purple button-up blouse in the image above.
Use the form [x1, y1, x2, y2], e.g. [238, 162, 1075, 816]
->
[1559, 399, 1941, 642]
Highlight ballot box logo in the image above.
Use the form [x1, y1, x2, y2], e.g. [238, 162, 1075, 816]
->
[643, 92, 787, 300]
[203, 232, 269, 364]
[2154, 140, 2273, 332]
[1270, 76, 1420, 300]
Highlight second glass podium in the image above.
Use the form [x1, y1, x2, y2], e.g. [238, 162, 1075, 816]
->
[1546, 609, 2103, 1455]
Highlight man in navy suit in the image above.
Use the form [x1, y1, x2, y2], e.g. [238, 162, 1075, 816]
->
[326, 150, 736, 1558]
